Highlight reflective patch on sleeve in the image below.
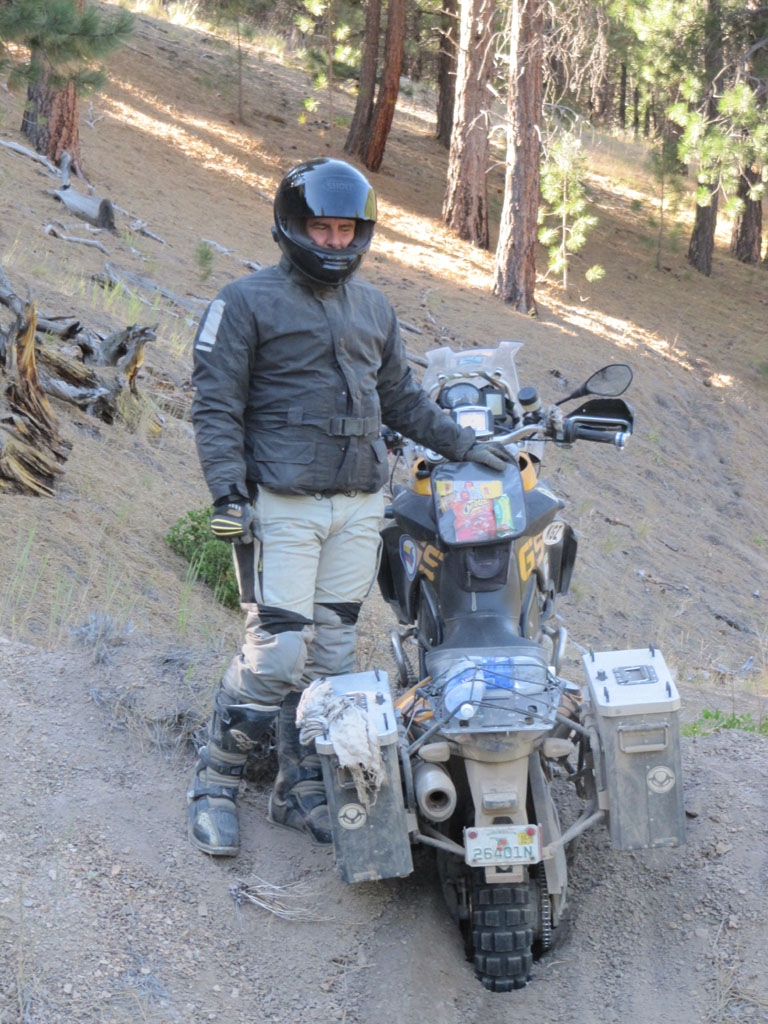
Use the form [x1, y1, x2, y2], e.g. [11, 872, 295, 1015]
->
[195, 299, 225, 352]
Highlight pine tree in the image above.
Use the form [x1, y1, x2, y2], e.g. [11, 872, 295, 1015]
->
[0, 0, 133, 174]
[538, 130, 603, 289]
[629, 0, 768, 275]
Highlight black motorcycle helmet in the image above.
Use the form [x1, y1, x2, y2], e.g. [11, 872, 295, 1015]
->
[272, 158, 377, 286]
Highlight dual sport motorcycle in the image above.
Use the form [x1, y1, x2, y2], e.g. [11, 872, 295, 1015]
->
[298, 342, 685, 992]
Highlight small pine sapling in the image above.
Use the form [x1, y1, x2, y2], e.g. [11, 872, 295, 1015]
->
[538, 132, 603, 290]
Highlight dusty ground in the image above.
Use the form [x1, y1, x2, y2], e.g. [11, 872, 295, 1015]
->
[1, 4, 767, 1022]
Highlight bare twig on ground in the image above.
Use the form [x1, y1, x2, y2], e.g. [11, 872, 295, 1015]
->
[130, 219, 167, 245]
[230, 876, 327, 922]
[400, 320, 422, 335]
[708, 606, 758, 636]
[636, 569, 690, 592]
[44, 223, 110, 255]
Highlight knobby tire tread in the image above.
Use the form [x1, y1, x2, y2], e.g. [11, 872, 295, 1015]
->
[470, 882, 534, 992]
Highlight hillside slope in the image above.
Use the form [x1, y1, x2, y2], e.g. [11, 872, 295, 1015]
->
[1, 7, 767, 1023]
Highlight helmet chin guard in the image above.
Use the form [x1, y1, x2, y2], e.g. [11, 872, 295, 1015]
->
[273, 158, 377, 286]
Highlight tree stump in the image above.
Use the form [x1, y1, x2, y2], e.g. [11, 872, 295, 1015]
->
[0, 305, 71, 496]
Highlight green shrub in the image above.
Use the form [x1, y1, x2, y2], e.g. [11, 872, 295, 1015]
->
[166, 507, 240, 610]
[683, 708, 768, 737]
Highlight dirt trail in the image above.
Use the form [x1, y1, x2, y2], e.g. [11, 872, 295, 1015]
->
[2, 638, 767, 1024]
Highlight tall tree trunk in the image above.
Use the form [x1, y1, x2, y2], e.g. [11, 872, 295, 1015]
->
[344, 0, 382, 157]
[436, 0, 459, 148]
[619, 62, 627, 130]
[236, 20, 245, 124]
[442, 0, 496, 248]
[493, 0, 544, 314]
[687, 0, 722, 276]
[688, 193, 718, 275]
[406, 2, 423, 79]
[361, 0, 406, 173]
[22, 66, 81, 171]
[730, 167, 763, 263]
[633, 85, 640, 135]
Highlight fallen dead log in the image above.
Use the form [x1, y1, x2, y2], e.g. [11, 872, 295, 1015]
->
[36, 315, 82, 338]
[0, 266, 24, 318]
[37, 370, 111, 412]
[52, 188, 116, 231]
[708, 606, 758, 636]
[0, 305, 70, 496]
[36, 344, 118, 420]
[98, 262, 207, 315]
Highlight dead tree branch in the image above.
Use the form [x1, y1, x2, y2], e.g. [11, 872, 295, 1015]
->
[44, 222, 111, 255]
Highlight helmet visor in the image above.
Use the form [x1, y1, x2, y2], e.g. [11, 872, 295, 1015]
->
[279, 161, 377, 223]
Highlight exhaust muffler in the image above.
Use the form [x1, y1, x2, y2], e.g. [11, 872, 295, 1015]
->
[413, 761, 457, 822]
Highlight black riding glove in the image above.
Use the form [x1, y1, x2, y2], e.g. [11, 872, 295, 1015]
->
[464, 441, 515, 473]
[209, 498, 256, 545]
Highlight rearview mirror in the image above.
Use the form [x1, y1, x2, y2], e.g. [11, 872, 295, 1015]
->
[585, 364, 633, 397]
[556, 364, 632, 405]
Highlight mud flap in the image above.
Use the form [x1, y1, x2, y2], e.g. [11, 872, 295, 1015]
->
[528, 752, 568, 926]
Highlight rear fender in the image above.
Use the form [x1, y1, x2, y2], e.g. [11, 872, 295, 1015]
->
[463, 755, 533, 883]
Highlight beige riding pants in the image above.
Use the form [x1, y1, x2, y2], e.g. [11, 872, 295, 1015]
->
[222, 487, 385, 707]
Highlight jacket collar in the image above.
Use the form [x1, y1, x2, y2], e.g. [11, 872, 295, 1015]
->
[279, 255, 346, 298]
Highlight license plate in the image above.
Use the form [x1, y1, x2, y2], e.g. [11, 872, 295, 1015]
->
[463, 824, 542, 867]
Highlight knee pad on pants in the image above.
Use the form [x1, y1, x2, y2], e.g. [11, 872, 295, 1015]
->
[222, 606, 314, 706]
[303, 601, 360, 681]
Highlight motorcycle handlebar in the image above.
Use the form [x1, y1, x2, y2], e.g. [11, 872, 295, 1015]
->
[493, 420, 630, 449]
[570, 424, 630, 448]
[491, 424, 544, 445]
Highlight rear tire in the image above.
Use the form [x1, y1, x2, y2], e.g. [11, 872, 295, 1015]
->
[468, 875, 534, 992]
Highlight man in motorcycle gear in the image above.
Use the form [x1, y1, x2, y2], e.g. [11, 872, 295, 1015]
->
[188, 157, 513, 856]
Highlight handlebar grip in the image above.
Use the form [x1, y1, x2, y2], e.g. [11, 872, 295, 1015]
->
[573, 425, 630, 448]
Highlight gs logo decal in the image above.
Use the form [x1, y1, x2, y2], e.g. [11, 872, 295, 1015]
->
[400, 536, 444, 582]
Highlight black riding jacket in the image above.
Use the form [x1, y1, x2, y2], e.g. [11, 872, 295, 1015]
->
[191, 257, 475, 501]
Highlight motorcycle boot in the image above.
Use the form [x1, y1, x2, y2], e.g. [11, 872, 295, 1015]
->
[267, 691, 332, 845]
[188, 689, 277, 856]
